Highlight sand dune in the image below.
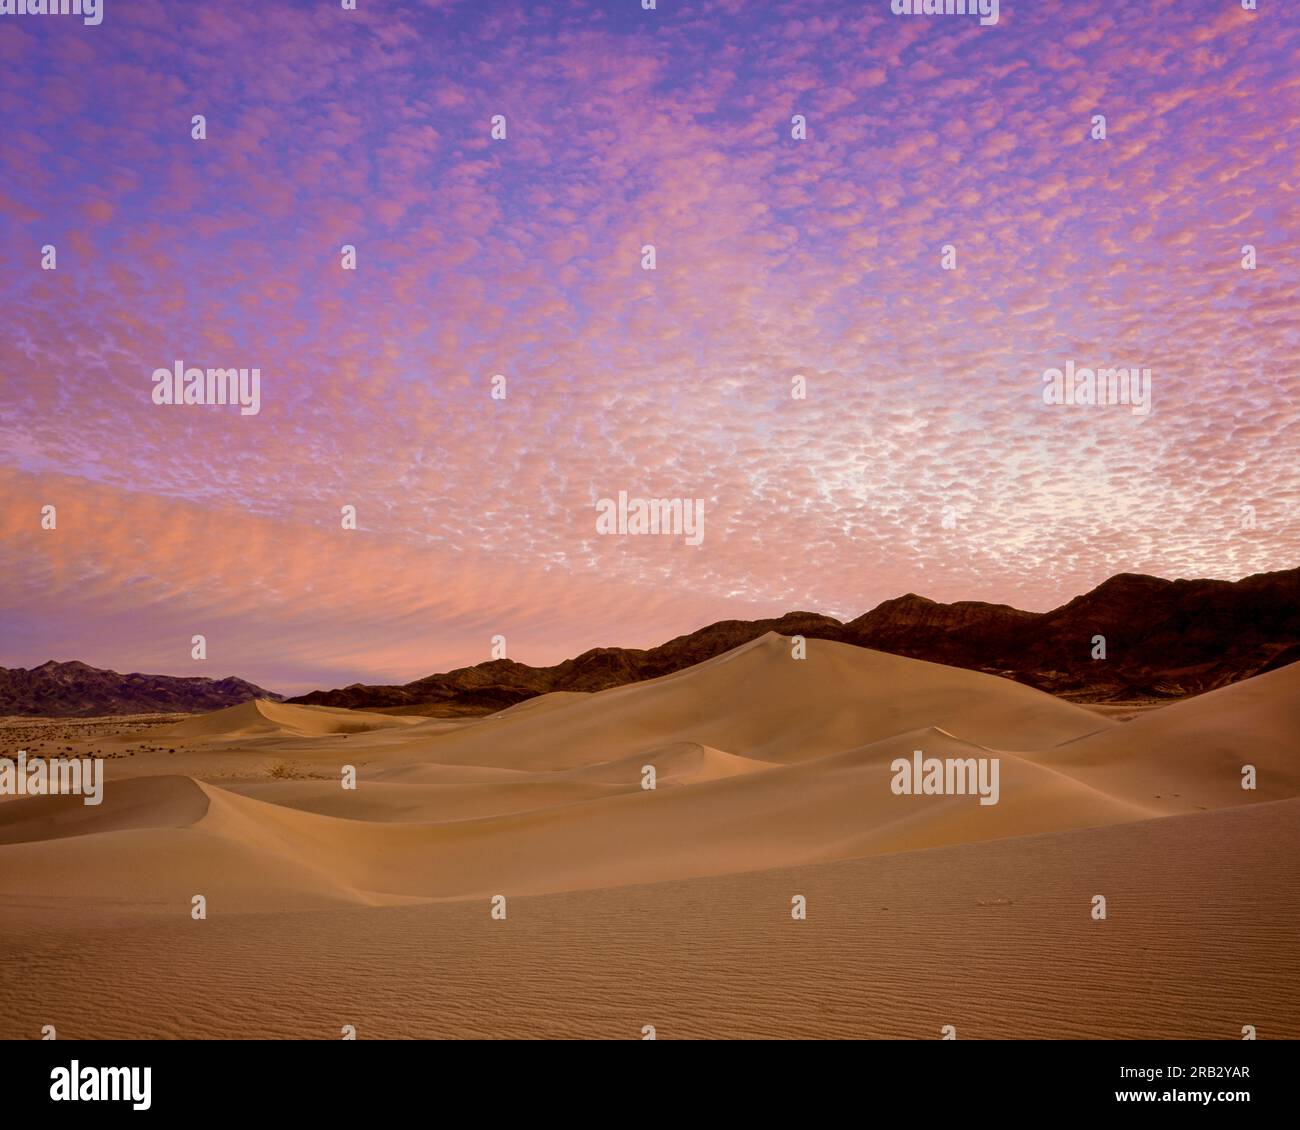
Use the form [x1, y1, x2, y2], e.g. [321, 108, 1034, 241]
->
[162, 698, 423, 739]
[0, 775, 209, 846]
[3, 798, 1296, 1039]
[1043, 660, 1300, 814]
[1, 634, 1296, 1038]
[225, 776, 622, 824]
[0, 716, 1240, 906]
[377, 633, 1116, 773]
[487, 691, 592, 720]
[214, 742, 769, 825]
[172, 727, 1150, 902]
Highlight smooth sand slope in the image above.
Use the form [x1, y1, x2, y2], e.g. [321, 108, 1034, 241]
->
[1, 634, 1296, 1038]
[3, 799, 1296, 1039]
[162, 698, 425, 738]
[1044, 660, 1300, 813]
[362, 632, 1120, 771]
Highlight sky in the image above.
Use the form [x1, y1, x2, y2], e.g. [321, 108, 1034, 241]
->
[1, 0, 1297, 695]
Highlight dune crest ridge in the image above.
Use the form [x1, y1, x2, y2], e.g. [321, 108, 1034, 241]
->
[1, 636, 1294, 910]
[3, 635, 1297, 1039]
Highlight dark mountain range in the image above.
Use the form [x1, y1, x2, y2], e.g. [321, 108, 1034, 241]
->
[7, 569, 1294, 717]
[0, 660, 282, 718]
[288, 567, 1300, 712]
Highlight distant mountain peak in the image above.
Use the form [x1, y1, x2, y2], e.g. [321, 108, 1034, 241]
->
[0, 661, 282, 718]
[9, 568, 1297, 718]
[289, 567, 1300, 712]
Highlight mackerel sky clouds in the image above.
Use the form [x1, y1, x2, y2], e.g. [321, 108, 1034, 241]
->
[1, 0, 1297, 693]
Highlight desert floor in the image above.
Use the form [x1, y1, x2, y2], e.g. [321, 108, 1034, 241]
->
[2, 634, 1297, 1039]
